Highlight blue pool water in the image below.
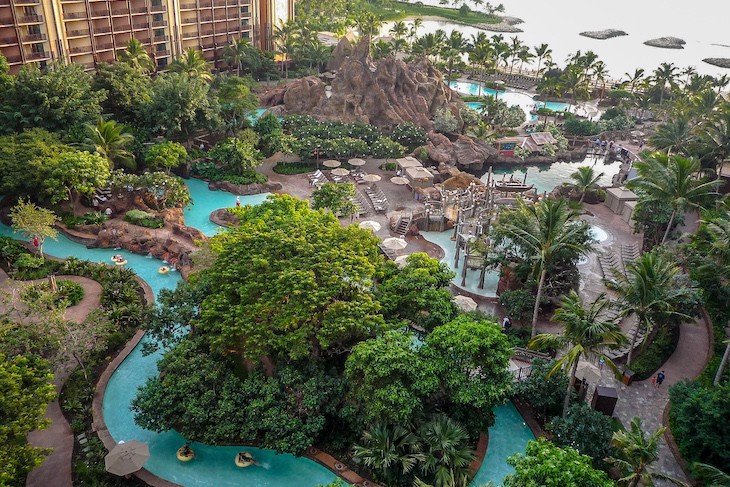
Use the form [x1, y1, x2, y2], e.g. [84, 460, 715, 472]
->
[1, 179, 535, 486]
[247, 108, 268, 123]
[450, 81, 569, 122]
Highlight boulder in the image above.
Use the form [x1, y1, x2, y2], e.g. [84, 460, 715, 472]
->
[207, 180, 283, 195]
[422, 131, 497, 170]
[326, 32, 358, 72]
[579, 29, 628, 40]
[282, 76, 327, 113]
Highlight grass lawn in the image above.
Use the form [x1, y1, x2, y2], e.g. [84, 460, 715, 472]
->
[365, 1, 502, 26]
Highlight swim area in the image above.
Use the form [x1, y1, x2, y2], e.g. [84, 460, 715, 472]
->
[0, 179, 534, 486]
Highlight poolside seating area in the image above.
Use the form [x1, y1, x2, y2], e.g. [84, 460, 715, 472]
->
[467, 72, 537, 90]
[308, 169, 329, 187]
[363, 184, 388, 213]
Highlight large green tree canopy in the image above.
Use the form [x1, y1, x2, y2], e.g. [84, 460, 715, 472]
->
[199, 194, 387, 363]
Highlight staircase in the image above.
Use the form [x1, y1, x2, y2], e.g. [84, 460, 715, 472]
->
[394, 210, 412, 236]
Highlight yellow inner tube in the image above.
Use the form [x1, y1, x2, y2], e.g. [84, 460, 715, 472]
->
[176, 447, 195, 462]
[159, 266, 170, 274]
[235, 452, 254, 468]
[115, 259, 127, 266]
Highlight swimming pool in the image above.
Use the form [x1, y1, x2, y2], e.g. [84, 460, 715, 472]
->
[450, 81, 569, 121]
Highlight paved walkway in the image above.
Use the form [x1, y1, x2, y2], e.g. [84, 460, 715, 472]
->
[0, 271, 102, 487]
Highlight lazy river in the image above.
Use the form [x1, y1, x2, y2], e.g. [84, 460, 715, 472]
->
[1, 180, 535, 486]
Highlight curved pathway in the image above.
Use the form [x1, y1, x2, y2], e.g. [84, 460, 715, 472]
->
[0, 272, 103, 487]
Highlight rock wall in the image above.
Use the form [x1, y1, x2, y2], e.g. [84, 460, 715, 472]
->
[260, 37, 464, 132]
[421, 131, 498, 171]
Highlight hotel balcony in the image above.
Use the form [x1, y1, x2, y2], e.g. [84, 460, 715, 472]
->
[66, 28, 91, 38]
[17, 14, 44, 24]
[0, 0, 11, 6]
[180, 3, 196, 10]
[26, 50, 50, 60]
[5, 54, 22, 63]
[21, 32, 46, 43]
[63, 11, 87, 20]
[0, 35, 17, 46]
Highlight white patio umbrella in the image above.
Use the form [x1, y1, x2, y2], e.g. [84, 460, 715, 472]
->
[348, 158, 366, 167]
[394, 255, 409, 267]
[104, 441, 150, 476]
[359, 220, 381, 232]
[362, 174, 382, 182]
[331, 168, 350, 176]
[382, 237, 408, 250]
[453, 295, 478, 312]
[575, 361, 602, 383]
[323, 160, 341, 168]
[390, 176, 409, 185]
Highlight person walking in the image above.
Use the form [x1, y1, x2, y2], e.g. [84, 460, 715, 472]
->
[655, 370, 666, 387]
[502, 316, 512, 332]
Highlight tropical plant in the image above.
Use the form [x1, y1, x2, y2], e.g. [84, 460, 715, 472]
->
[416, 415, 475, 487]
[83, 118, 134, 170]
[653, 62, 679, 106]
[169, 48, 212, 81]
[606, 417, 688, 487]
[353, 423, 423, 486]
[116, 38, 154, 72]
[627, 153, 720, 243]
[693, 463, 730, 486]
[569, 166, 604, 203]
[9, 199, 58, 259]
[530, 291, 626, 415]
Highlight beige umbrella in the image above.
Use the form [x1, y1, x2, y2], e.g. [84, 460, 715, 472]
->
[323, 160, 341, 168]
[104, 441, 150, 476]
[348, 158, 366, 167]
[575, 361, 602, 383]
[382, 237, 408, 250]
[331, 168, 350, 177]
[359, 220, 381, 232]
[362, 174, 381, 182]
[454, 295, 478, 312]
[394, 255, 409, 267]
[390, 176, 409, 185]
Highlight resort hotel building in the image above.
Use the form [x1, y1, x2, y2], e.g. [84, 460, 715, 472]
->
[0, 0, 293, 73]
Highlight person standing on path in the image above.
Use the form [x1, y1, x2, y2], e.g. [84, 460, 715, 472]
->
[655, 370, 666, 387]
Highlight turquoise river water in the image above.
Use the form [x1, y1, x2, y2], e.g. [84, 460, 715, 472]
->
[0, 179, 534, 486]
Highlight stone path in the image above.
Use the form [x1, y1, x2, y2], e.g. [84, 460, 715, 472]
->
[0, 271, 102, 487]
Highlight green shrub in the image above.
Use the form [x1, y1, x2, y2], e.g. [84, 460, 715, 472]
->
[434, 108, 458, 134]
[371, 137, 406, 158]
[21, 280, 85, 308]
[499, 289, 534, 323]
[273, 162, 316, 175]
[61, 211, 108, 228]
[515, 358, 570, 422]
[192, 161, 268, 185]
[629, 325, 679, 380]
[548, 402, 614, 466]
[124, 210, 164, 229]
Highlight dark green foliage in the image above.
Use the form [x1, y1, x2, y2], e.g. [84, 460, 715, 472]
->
[391, 122, 427, 151]
[132, 337, 347, 454]
[370, 137, 407, 158]
[669, 381, 730, 469]
[208, 135, 264, 175]
[272, 162, 316, 175]
[548, 402, 614, 466]
[21, 280, 85, 308]
[311, 183, 358, 216]
[108, 171, 191, 209]
[563, 115, 601, 136]
[0, 63, 105, 135]
[499, 289, 534, 324]
[629, 325, 679, 380]
[515, 358, 569, 421]
[191, 161, 268, 185]
[124, 209, 164, 229]
[61, 211, 108, 228]
[92, 62, 152, 125]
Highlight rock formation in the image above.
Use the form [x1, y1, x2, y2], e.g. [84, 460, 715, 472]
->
[420, 131, 498, 171]
[643, 37, 685, 49]
[579, 29, 628, 40]
[703, 58, 730, 69]
[259, 37, 464, 131]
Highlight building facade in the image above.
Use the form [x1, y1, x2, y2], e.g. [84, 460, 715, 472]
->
[0, 0, 291, 73]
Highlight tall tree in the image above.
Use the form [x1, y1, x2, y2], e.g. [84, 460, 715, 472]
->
[569, 166, 604, 204]
[606, 417, 689, 487]
[627, 153, 720, 243]
[612, 251, 692, 365]
[623, 68, 645, 94]
[83, 118, 134, 170]
[9, 199, 58, 259]
[530, 291, 626, 416]
[223, 37, 257, 77]
[116, 38, 154, 72]
[46, 150, 111, 213]
[653, 62, 678, 106]
[169, 48, 212, 82]
[493, 197, 594, 338]
[533, 43, 552, 83]
[92, 62, 152, 125]
[417, 415, 475, 487]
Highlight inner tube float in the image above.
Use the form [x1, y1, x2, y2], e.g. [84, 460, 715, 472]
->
[176, 446, 195, 462]
[158, 266, 170, 274]
[111, 255, 123, 262]
[114, 259, 127, 266]
[235, 452, 255, 468]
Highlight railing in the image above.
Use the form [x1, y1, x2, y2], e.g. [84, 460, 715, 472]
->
[22, 33, 47, 42]
[5, 55, 22, 63]
[150, 4, 165, 12]
[26, 51, 49, 59]
[66, 29, 90, 37]
[64, 11, 87, 19]
[18, 14, 43, 23]
[180, 3, 196, 9]
[512, 347, 550, 362]
[69, 45, 92, 54]
[0, 36, 16, 44]
[151, 20, 167, 27]
[132, 22, 149, 29]
[153, 34, 169, 41]
[0, 0, 11, 6]
[89, 10, 110, 18]
[93, 26, 111, 34]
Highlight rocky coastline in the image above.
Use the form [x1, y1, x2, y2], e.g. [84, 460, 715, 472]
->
[643, 37, 686, 49]
[579, 29, 628, 40]
[703, 58, 730, 69]
[475, 16, 523, 33]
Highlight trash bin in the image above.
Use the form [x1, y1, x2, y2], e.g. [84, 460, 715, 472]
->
[622, 368, 634, 386]
[592, 386, 618, 416]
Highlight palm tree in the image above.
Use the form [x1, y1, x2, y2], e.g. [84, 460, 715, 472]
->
[442, 31, 468, 81]
[507, 36, 523, 75]
[353, 423, 423, 485]
[606, 417, 689, 487]
[627, 153, 720, 243]
[592, 60, 609, 102]
[569, 166, 604, 203]
[410, 17, 424, 41]
[272, 22, 294, 77]
[83, 118, 134, 170]
[530, 291, 626, 416]
[223, 37, 255, 76]
[559, 65, 589, 110]
[494, 197, 594, 338]
[169, 47, 212, 81]
[612, 252, 691, 366]
[117, 38, 154, 73]
[649, 116, 692, 155]
[417, 415, 474, 487]
[533, 43, 551, 81]
[389, 20, 408, 41]
[469, 39, 493, 97]
[653, 62, 678, 106]
[682, 66, 697, 86]
[693, 462, 730, 486]
[623, 68, 645, 94]
[701, 106, 730, 173]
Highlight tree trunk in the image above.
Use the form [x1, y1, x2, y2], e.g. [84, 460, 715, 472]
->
[579, 191, 586, 204]
[530, 266, 547, 338]
[563, 359, 579, 417]
[626, 318, 643, 366]
[714, 339, 730, 386]
[661, 208, 677, 244]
